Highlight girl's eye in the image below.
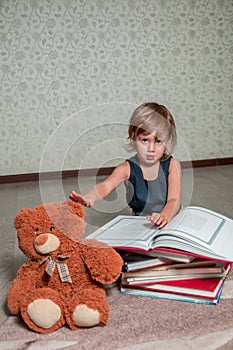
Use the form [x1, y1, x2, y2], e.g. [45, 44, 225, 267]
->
[156, 139, 162, 144]
[50, 226, 55, 232]
[141, 138, 148, 143]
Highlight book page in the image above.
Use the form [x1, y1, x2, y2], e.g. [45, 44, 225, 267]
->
[87, 216, 157, 249]
[159, 207, 227, 246]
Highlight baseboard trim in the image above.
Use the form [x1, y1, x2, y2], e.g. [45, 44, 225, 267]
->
[1, 157, 232, 184]
[181, 157, 233, 168]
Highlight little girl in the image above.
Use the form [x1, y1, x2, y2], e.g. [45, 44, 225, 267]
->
[70, 102, 181, 228]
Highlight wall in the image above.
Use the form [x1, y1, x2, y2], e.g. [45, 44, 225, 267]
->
[1, 0, 232, 176]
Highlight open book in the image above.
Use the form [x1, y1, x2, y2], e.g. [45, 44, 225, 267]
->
[87, 206, 233, 262]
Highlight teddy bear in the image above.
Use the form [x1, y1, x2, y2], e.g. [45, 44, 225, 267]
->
[7, 200, 123, 333]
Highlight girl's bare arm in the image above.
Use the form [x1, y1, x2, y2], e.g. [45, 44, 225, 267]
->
[70, 162, 130, 207]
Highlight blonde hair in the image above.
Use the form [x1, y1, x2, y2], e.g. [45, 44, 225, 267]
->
[126, 102, 177, 159]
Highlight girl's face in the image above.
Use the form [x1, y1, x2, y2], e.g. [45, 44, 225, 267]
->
[133, 131, 167, 166]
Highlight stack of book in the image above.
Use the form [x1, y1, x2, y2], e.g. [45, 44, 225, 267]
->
[119, 253, 231, 304]
[87, 206, 233, 304]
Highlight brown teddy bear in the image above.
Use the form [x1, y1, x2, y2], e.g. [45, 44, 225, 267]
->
[7, 201, 123, 333]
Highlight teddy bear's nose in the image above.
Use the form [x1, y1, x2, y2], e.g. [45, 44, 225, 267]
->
[34, 233, 60, 254]
[36, 235, 48, 246]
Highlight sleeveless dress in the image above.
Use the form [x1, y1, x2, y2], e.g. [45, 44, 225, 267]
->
[125, 155, 172, 216]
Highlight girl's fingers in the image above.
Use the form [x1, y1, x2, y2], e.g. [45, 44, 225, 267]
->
[147, 213, 168, 228]
[70, 192, 88, 206]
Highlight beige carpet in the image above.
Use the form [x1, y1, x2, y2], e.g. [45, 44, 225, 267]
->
[1, 279, 233, 350]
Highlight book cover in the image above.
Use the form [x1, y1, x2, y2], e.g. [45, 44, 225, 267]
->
[120, 285, 224, 305]
[120, 251, 172, 272]
[122, 266, 226, 279]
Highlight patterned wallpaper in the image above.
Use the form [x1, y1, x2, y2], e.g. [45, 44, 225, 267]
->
[0, 0, 232, 176]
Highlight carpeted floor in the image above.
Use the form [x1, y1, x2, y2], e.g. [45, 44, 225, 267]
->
[1, 165, 233, 349]
[1, 279, 233, 350]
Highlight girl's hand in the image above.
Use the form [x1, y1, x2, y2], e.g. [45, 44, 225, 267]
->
[69, 191, 94, 208]
[147, 212, 169, 228]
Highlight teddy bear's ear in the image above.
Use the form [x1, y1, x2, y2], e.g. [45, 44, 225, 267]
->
[67, 201, 85, 219]
[14, 208, 34, 230]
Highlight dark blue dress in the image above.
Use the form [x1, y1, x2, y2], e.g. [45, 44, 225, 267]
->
[125, 155, 172, 216]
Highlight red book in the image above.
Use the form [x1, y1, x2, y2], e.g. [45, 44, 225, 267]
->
[124, 263, 232, 299]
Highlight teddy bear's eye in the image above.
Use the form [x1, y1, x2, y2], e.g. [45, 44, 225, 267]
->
[50, 226, 55, 232]
[34, 228, 39, 235]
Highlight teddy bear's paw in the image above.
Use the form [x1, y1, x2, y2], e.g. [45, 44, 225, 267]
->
[73, 304, 100, 327]
[27, 299, 62, 329]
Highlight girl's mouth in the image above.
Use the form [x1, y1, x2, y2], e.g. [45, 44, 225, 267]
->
[146, 155, 155, 161]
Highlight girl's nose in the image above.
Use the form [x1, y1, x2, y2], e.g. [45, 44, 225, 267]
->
[148, 142, 155, 151]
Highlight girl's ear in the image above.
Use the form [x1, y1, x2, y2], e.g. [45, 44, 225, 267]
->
[124, 137, 136, 152]
[130, 138, 137, 147]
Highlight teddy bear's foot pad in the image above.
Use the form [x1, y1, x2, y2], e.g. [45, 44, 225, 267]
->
[27, 299, 62, 329]
[73, 304, 100, 327]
